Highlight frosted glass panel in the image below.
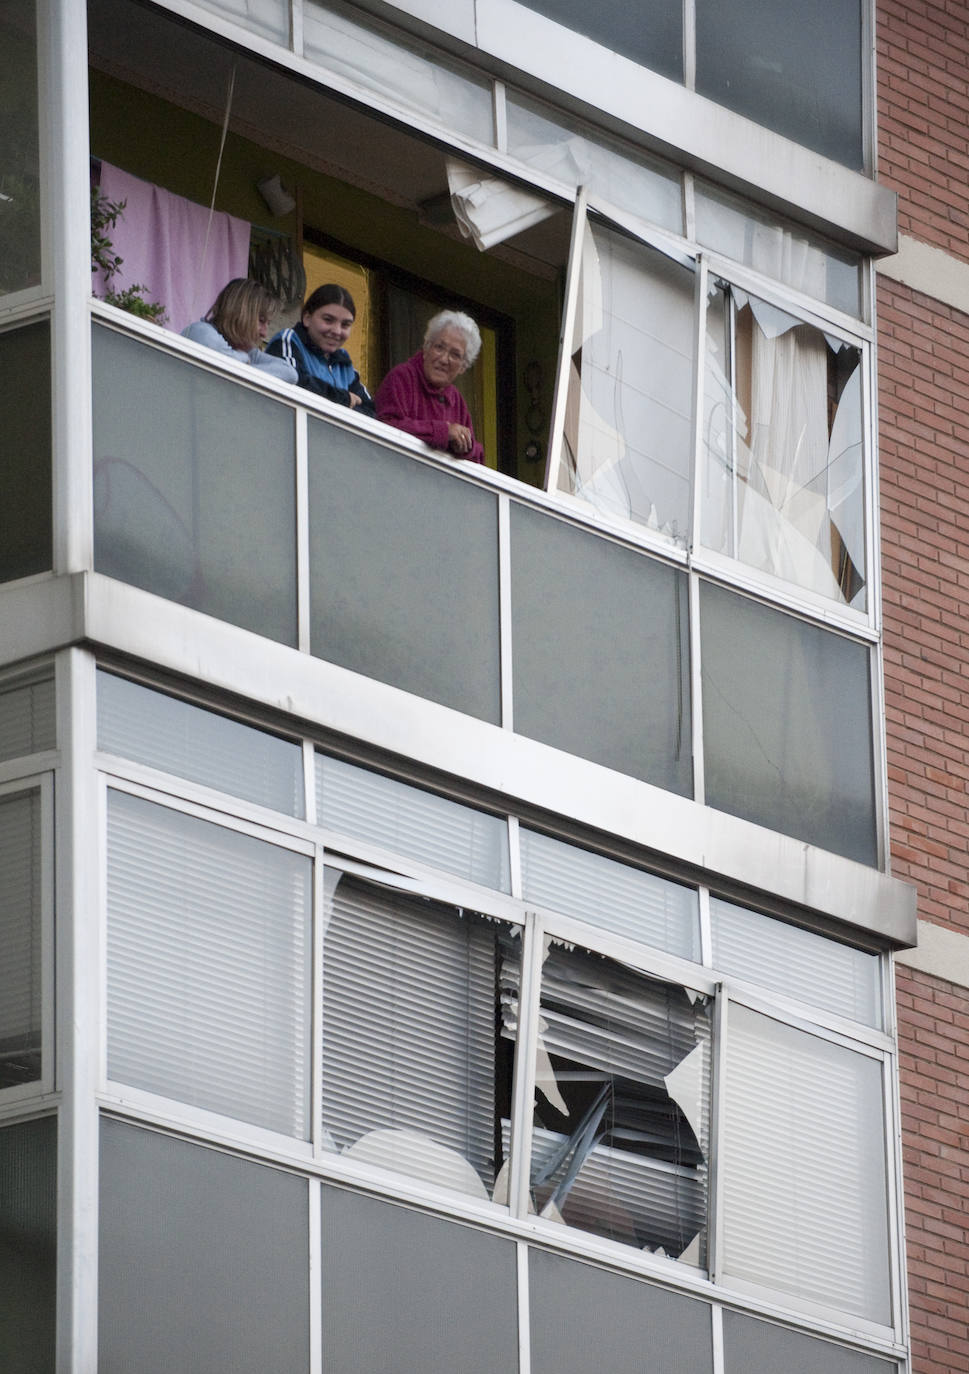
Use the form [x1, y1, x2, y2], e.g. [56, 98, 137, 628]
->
[93, 324, 298, 644]
[304, 2, 493, 143]
[506, 96, 682, 232]
[520, 827, 699, 959]
[530, 1250, 713, 1374]
[100, 1121, 309, 1374]
[712, 896, 883, 1028]
[0, 673, 53, 761]
[0, 1117, 55, 1372]
[107, 791, 312, 1136]
[187, 0, 288, 43]
[321, 1187, 519, 1374]
[309, 418, 500, 722]
[0, 320, 51, 582]
[511, 503, 692, 793]
[513, 0, 682, 81]
[316, 753, 509, 889]
[322, 875, 512, 1198]
[700, 581, 876, 864]
[724, 1311, 897, 1374]
[0, 3, 42, 296]
[721, 1004, 891, 1324]
[0, 790, 41, 1089]
[98, 671, 303, 817]
[557, 224, 696, 544]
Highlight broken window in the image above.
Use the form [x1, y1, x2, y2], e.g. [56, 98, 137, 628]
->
[502, 936, 710, 1263]
[702, 282, 866, 610]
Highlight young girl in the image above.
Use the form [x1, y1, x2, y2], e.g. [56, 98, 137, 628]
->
[182, 279, 297, 383]
[266, 284, 375, 415]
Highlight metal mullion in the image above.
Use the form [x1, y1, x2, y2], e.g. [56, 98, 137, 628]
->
[290, 0, 304, 57]
[688, 568, 704, 806]
[516, 1241, 531, 1374]
[308, 1177, 322, 1374]
[682, 0, 696, 91]
[296, 407, 311, 653]
[544, 188, 588, 496]
[707, 985, 728, 1288]
[493, 79, 508, 154]
[508, 913, 544, 1221]
[499, 493, 514, 731]
[311, 843, 325, 1163]
[689, 256, 709, 559]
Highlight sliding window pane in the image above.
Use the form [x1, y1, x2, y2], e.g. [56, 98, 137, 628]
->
[530, 1250, 713, 1374]
[511, 938, 710, 1262]
[695, 0, 864, 169]
[321, 1187, 519, 1374]
[106, 791, 312, 1136]
[0, 673, 53, 762]
[309, 420, 500, 723]
[520, 827, 700, 960]
[98, 672, 304, 817]
[721, 1004, 891, 1324]
[0, 1117, 55, 1371]
[100, 1121, 309, 1374]
[513, 0, 683, 82]
[0, 2, 41, 296]
[511, 504, 692, 793]
[556, 224, 696, 545]
[316, 754, 510, 889]
[703, 286, 866, 609]
[322, 873, 513, 1200]
[700, 581, 876, 865]
[0, 321, 51, 582]
[0, 789, 42, 1089]
[93, 324, 297, 644]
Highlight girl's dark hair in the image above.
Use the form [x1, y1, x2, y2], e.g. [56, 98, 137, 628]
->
[302, 283, 356, 319]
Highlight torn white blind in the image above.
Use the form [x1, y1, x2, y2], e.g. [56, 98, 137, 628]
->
[0, 789, 42, 1088]
[322, 874, 505, 1197]
[316, 755, 510, 891]
[503, 940, 709, 1260]
[520, 828, 700, 959]
[0, 677, 54, 763]
[98, 671, 304, 817]
[711, 897, 883, 1028]
[721, 1003, 891, 1325]
[106, 790, 312, 1137]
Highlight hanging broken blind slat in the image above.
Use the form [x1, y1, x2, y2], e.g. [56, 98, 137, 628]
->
[0, 789, 42, 1089]
[720, 1003, 891, 1325]
[316, 754, 510, 891]
[321, 874, 509, 1198]
[106, 790, 312, 1137]
[519, 827, 700, 960]
[98, 671, 304, 817]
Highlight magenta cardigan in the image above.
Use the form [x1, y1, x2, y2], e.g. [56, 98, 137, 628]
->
[374, 352, 484, 464]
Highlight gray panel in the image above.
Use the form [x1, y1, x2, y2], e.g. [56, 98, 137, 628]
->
[529, 1249, 712, 1374]
[309, 421, 501, 723]
[92, 324, 298, 645]
[512, 0, 682, 82]
[700, 581, 876, 865]
[723, 1311, 897, 1374]
[0, 789, 41, 1089]
[0, 321, 51, 583]
[321, 1186, 519, 1374]
[511, 504, 692, 794]
[695, 0, 864, 169]
[99, 1119, 310, 1374]
[0, 4, 41, 298]
[0, 1116, 56, 1374]
[0, 675, 54, 761]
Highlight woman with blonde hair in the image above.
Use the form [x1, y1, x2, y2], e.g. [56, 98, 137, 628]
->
[182, 278, 297, 382]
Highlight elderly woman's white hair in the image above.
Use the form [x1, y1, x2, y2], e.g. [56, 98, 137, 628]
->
[424, 309, 482, 369]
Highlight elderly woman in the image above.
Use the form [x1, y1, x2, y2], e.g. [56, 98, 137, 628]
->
[375, 310, 484, 464]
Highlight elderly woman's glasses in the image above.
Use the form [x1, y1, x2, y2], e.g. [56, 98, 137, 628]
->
[428, 340, 466, 364]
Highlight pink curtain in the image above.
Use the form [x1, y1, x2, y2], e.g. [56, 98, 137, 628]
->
[93, 163, 251, 334]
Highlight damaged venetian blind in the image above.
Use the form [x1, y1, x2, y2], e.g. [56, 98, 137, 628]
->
[106, 790, 312, 1137]
[520, 828, 700, 959]
[321, 873, 511, 1199]
[502, 939, 710, 1262]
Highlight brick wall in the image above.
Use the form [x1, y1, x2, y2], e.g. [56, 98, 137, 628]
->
[878, 0, 969, 260]
[897, 963, 969, 1374]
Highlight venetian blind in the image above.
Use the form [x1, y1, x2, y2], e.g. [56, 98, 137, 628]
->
[106, 790, 312, 1137]
[0, 789, 42, 1089]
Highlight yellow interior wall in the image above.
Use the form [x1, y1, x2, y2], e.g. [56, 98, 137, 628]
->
[89, 68, 559, 482]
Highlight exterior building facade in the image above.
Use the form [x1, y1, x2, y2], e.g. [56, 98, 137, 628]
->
[1, 0, 959, 1370]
